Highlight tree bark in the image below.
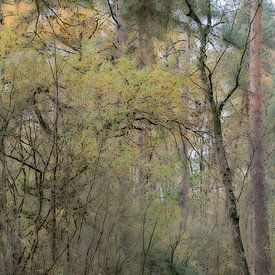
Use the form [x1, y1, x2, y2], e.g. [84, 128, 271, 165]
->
[249, 1, 272, 274]
[136, 20, 153, 192]
[0, 134, 9, 273]
[211, 105, 249, 275]
[178, 128, 189, 232]
[115, 0, 127, 58]
[196, 14, 249, 272]
[177, 30, 190, 232]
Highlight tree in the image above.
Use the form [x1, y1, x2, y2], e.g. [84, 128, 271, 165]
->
[249, 0, 272, 274]
[181, 0, 250, 273]
[114, 0, 127, 58]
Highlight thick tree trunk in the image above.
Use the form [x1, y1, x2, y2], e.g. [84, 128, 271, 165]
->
[137, 23, 154, 70]
[249, 1, 272, 274]
[115, 0, 127, 58]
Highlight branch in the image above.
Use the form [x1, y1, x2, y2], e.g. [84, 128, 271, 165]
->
[218, 0, 264, 114]
[106, 0, 120, 27]
[185, 0, 202, 26]
[3, 153, 43, 173]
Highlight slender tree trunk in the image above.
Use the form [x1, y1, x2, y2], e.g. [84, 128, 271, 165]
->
[136, 22, 152, 193]
[0, 0, 3, 25]
[249, 1, 272, 274]
[136, 19, 154, 274]
[211, 105, 249, 274]
[177, 29, 190, 232]
[50, 36, 59, 263]
[0, 135, 9, 273]
[197, 21, 249, 273]
[137, 130, 147, 199]
[0, 11, 8, 272]
[114, 0, 132, 259]
[178, 127, 189, 232]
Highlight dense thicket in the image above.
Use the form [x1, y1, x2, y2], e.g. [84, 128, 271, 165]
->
[0, 1, 274, 274]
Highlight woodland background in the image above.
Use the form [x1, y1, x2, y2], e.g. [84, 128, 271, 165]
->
[0, 0, 274, 274]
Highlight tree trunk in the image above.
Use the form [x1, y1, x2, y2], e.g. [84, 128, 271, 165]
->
[136, 21, 152, 192]
[135, 19, 154, 274]
[0, 135, 9, 273]
[249, 1, 272, 274]
[178, 128, 189, 232]
[137, 23, 154, 70]
[177, 30, 190, 232]
[51, 37, 59, 263]
[196, 19, 249, 273]
[211, 105, 249, 275]
[115, 0, 127, 58]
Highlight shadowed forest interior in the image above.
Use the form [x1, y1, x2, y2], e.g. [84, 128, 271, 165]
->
[0, 0, 274, 274]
